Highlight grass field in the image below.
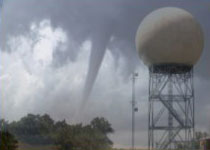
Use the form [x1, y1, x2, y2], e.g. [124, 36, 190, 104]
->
[17, 143, 147, 150]
[18, 143, 57, 150]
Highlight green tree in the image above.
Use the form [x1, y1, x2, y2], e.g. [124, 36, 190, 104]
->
[54, 125, 74, 150]
[0, 131, 18, 150]
[194, 131, 209, 149]
[9, 114, 54, 145]
[2, 114, 114, 150]
[54, 117, 114, 150]
[0, 119, 9, 130]
[90, 117, 114, 148]
[91, 117, 114, 134]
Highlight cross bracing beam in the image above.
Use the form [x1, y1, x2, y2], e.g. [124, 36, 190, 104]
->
[159, 127, 182, 150]
[150, 126, 192, 130]
[159, 96, 185, 127]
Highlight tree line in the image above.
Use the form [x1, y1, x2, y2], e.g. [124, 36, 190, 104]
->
[175, 131, 209, 150]
[0, 114, 114, 150]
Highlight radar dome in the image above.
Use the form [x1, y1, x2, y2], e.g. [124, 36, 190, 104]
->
[135, 7, 204, 66]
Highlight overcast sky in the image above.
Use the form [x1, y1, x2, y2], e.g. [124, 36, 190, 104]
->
[1, 0, 210, 148]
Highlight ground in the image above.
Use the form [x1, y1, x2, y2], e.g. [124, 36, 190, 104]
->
[17, 143, 146, 150]
[18, 143, 56, 150]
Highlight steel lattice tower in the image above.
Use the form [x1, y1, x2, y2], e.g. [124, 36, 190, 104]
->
[148, 64, 195, 150]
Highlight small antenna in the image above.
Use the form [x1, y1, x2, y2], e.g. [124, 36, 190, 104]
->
[131, 72, 138, 150]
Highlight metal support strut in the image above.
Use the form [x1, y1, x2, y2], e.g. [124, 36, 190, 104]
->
[148, 64, 194, 150]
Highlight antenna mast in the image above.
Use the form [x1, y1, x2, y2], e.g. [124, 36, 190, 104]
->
[131, 72, 138, 150]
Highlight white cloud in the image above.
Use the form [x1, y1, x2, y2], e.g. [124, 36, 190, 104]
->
[32, 20, 67, 66]
[0, 19, 150, 147]
[0, 19, 68, 120]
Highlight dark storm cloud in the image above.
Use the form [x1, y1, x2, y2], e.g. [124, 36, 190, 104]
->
[1, 0, 143, 101]
[2, 0, 210, 105]
[2, 0, 210, 75]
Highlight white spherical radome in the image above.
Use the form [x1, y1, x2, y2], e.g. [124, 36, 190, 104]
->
[135, 7, 204, 66]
